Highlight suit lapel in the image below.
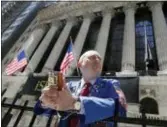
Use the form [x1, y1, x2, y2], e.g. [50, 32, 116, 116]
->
[90, 78, 106, 97]
[74, 80, 82, 96]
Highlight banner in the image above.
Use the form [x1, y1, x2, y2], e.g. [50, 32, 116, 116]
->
[21, 75, 139, 103]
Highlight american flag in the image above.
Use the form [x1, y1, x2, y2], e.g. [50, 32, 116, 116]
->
[60, 41, 74, 75]
[5, 50, 28, 75]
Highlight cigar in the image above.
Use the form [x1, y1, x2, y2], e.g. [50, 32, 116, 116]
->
[57, 72, 64, 91]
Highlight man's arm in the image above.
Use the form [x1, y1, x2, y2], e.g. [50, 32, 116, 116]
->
[79, 96, 115, 124]
[33, 100, 57, 117]
[110, 79, 127, 117]
[78, 79, 118, 124]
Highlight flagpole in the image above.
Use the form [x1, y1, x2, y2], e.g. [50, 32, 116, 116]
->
[144, 23, 148, 75]
[148, 42, 153, 60]
[70, 36, 81, 77]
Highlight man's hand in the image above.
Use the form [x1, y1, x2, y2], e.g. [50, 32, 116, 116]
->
[39, 85, 77, 111]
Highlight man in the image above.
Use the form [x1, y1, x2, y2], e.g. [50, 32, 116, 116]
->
[34, 50, 127, 127]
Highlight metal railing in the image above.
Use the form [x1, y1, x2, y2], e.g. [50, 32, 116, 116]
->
[2, 93, 167, 127]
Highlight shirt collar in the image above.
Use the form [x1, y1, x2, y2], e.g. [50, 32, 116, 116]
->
[81, 78, 97, 85]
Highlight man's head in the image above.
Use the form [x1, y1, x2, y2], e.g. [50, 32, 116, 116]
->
[78, 50, 102, 81]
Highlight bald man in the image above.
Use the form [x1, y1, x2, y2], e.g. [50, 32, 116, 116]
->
[34, 50, 127, 127]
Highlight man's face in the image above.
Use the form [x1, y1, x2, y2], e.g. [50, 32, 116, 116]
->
[78, 55, 102, 81]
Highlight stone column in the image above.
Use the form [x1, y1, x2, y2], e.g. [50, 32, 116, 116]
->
[42, 19, 75, 73]
[23, 24, 48, 59]
[24, 22, 60, 74]
[116, 4, 137, 77]
[95, 10, 113, 66]
[148, 2, 167, 75]
[66, 13, 95, 76]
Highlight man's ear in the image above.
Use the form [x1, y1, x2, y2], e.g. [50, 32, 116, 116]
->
[77, 61, 81, 68]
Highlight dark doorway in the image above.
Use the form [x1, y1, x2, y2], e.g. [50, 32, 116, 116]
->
[140, 97, 159, 114]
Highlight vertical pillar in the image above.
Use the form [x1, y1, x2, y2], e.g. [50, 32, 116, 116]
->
[23, 24, 48, 59]
[95, 10, 113, 66]
[24, 22, 60, 74]
[66, 13, 95, 76]
[116, 4, 137, 77]
[42, 18, 75, 73]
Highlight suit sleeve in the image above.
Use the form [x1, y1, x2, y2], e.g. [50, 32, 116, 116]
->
[79, 80, 118, 124]
[109, 79, 127, 117]
[79, 96, 115, 124]
[33, 100, 57, 117]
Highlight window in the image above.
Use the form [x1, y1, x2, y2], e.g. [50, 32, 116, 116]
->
[103, 13, 124, 73]
[162, 2, 167, 24]
[135, 8, 158, 72]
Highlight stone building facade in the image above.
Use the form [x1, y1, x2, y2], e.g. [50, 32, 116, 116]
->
[1, 1, 167, 126]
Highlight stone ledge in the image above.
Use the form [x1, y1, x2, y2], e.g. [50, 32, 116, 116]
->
[139, 76, 167, 86]
[116, 71, 138, 77]
[2, 75, 28, 98]
[157, 70, 167, 76]
[37, 1, 130, 24]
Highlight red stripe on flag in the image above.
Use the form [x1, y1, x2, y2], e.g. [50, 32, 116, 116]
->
[61, 53, 73, 64]
[60, 58, 74, 70]
[60, 55, 74, 69]
[60, 53, 74, 68]
[5, 58, 27, 75]
[60, 51, 74, 74]
[6, 61, 27, 75]
[6, 60, 27, 73]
